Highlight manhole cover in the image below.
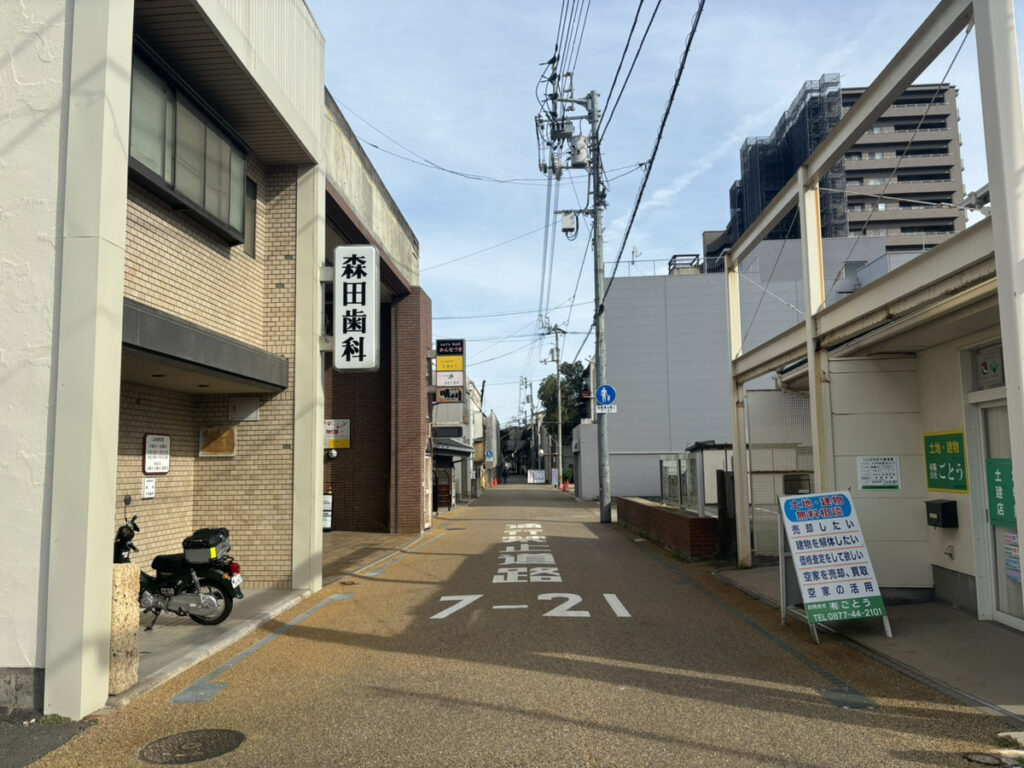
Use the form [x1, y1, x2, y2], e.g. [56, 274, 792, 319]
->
[140, 729, 245, 764]
[962, 754, 1004, 765]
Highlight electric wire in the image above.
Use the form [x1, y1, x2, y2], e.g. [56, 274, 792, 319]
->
[741, 210, 800, 345]
[567, 0, 705, 365]
[601, 0, 665, 143]
[422, 224, 552, 272]
[434, 297, 573, 321]
[603, 0, 646, 133]
[569, 0, 592, 75]
[601, 0, 706, 307]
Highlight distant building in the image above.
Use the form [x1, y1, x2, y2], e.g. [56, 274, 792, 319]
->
[724, 74, 966, 257]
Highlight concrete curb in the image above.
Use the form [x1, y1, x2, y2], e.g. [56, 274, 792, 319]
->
[101, 590, 309, 714]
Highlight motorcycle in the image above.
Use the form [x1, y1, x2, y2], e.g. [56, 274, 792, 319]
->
[114, 495, 244, 631]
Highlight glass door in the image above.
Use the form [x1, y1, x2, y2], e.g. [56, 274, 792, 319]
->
[981, 403, 1024, 620]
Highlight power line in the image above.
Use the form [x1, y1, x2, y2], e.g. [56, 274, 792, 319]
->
[601, 0, 664, 142]
[422, 224, 552, 272]
[434, 297, 573, 321]
[601, 0, 706, 308]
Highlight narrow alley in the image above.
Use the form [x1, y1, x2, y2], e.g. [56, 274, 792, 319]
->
[32, 486, 1005, 767]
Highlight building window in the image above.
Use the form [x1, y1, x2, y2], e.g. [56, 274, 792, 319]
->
[243, 178, 257, 258]
[129, 53, 246, 240]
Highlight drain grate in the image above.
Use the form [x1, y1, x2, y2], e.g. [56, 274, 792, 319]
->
[139, 729, 245, 764]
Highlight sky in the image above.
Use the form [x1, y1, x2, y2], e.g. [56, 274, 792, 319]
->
[306, 0, 1023, 426]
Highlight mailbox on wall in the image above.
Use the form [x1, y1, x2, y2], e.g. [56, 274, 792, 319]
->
[926, 499, 958, 528]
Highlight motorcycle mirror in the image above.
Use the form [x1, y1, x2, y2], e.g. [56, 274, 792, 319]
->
[131, 515, 139, 531]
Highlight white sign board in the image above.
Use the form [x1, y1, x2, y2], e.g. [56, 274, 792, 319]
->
[144, 434, 171, 474]
[856, 456, 900, 490]
[436, 371, 465, 387]
[142, 477, 156, 499]
[333, 246, 380, 372]
[779, 491, 887, 627]
[324, 419, 351, 450]
[595, 404, 617, 414]
[527, 469, 547, 484]
[323, 494, 333, 530]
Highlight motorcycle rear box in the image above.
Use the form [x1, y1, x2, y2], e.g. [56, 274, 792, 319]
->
[183, 528, 230, 563]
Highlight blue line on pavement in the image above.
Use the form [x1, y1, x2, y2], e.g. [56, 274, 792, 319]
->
[171, 593, 355, 704]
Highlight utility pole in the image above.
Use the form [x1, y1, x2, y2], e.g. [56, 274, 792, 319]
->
[543, 324, 565, 488]
[535, 64, 611, 522]
[584, 91, 612, 524]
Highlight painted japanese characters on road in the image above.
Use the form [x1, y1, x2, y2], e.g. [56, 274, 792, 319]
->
[430, 521, 630, 620]
[779, 492, 887, 625]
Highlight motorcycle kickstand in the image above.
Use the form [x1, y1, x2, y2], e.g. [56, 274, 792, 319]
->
[144, 608, 162, 632]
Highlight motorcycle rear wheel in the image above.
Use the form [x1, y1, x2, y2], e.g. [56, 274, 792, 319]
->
[189, 578, 233, 625]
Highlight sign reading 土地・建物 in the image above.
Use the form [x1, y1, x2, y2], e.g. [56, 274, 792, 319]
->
[779, 491, 887, 626]
[333, 246, 379, 372]
[923, 431, 969, 493]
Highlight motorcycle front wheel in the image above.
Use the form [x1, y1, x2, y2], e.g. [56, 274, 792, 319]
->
[189, 578, 233, 625]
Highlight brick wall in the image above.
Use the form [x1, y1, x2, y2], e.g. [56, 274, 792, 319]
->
[392, 287, 431, 533]
[193, 165, 297, 588]
[119, 161, 299, 589]
[116, 383, 198, 564]
[324, 311, 393, 532]
[123, 156, 269, 348]
[617, 497, 718, 559]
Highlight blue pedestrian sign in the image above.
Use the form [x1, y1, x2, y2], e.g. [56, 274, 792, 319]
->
[596, 385, 616, 405]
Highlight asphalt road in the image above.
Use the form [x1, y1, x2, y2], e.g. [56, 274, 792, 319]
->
[32, 485, 1007, 767]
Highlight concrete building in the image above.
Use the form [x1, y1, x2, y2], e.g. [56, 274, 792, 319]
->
[1, 0, 431, 718]
[725, 0, 1024, 633]
[726, 75, 966, 256]
[573, 237, 885, 500]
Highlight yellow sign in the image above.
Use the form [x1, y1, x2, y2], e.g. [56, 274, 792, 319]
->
[436, 355, 464, 372]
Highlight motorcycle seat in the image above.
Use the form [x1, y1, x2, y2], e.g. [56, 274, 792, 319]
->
[151, 553, 186, 573]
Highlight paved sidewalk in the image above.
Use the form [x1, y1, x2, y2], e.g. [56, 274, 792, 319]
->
[717, 565, 1024, 726]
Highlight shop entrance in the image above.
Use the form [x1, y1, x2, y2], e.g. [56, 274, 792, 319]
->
[979, 401, 1024, 623]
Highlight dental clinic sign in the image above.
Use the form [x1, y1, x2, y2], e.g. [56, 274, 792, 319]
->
[779, 491, 887, 625]
[333, 246, 379, 372]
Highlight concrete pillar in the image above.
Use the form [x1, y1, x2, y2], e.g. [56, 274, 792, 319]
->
[797, 167, 835, 491]
[44, 0, 134, 719]
[974, 0, 1024, 612]
[292, 164, 325, 594]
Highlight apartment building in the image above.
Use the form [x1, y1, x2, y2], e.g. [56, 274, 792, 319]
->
[726, 74, 966, 257]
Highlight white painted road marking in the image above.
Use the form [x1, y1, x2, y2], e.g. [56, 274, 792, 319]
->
[431, 593, 631, 619]
[430, 594, 483, 619]
[603, 593, 632, 617]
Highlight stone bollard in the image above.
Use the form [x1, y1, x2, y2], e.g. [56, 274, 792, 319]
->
[109, 563, 140, 695]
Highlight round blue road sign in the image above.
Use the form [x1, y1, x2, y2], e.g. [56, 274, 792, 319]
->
[596, 384, 616, 405]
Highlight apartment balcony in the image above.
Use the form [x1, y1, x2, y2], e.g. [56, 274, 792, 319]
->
[853, 127, 956, 146]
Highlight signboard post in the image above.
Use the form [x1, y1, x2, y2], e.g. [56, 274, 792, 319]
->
[778, 491, 891, 643]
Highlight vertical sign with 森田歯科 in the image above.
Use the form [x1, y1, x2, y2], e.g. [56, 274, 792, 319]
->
[778, 491, 890, 642]
[333, 246, 379, 372]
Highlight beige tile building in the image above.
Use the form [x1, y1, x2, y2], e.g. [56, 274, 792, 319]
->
[1, 0, 431, 718]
